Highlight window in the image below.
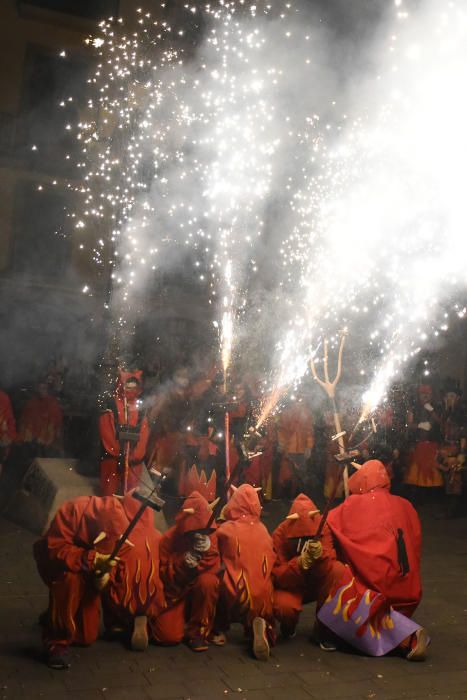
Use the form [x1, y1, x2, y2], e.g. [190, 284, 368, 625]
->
[17, 0, 119, 21]
[13, 181, 71, 279]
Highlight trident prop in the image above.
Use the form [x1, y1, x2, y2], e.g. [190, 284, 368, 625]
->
[309, 331, 349, 497]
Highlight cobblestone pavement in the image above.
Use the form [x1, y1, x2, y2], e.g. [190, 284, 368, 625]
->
[1, 504, 467, 700]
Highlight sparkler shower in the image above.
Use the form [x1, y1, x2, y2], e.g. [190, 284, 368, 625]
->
[70, 0, 467, 420]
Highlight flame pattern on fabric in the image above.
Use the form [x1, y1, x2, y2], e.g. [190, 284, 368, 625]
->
[217, 485, 275, 627]
[33, 494, 165, 645]
[318, 567, 421, 656]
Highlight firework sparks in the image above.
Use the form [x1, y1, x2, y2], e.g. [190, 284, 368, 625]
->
[66, 0, 467, 418]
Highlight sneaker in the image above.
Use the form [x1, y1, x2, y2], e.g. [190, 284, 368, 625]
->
[252, 617, 270, 661]
[46, 644, 71, 670]
[208, 631, 227, 646]
[280, 622, 297, 639]
[406, 628, 429, 662]
[187, 637, 209, 652]
[319, 640, 337, 652]
[131, 615, 149, 651]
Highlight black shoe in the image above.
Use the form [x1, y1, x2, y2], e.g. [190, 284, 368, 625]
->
[319, 640, 337, 652]
[187, 637, 209, 652]
[280, 622, 297, 639]
[46, 644, 71, 670]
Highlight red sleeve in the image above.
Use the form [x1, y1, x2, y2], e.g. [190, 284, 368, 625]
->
[158, 532, 198, 602]
[44, 499, 96, 573]
[99, 411, 120, 457]
[159, 530, 220, 603]
[272, 524, 304, 589]
[130, 416, 149, 463]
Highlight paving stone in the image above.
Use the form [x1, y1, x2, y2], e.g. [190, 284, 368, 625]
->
[266, 687, 314, 699]
[223, 671, 302, 692]
[2, 512, 467, 700]
[145, 682, 189, 699]
[305, 680, 380, 699]
[184, 678, 231, 696]
[63, 669, 149, 691]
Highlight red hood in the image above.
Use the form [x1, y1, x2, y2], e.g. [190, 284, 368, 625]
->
[349, 459, 390, 495]
[116, 369, 143, 398]
[223, 484, 261, 521]
[283, 493, 321, 538]
[175, 490, 217, 534]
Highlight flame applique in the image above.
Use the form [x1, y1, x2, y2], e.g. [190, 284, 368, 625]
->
[318, 571, 420, 657]
[261, 554, 268, 579]
[234, 568, 252, 618]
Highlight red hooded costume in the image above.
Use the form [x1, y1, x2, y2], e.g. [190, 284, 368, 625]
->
[33, 493, 164, 650]
[317, 460, 424, 656]
[19, 393, 62, 450]
[327, 460, 422, 617]
[272, 493, 345, 631]
[99, 370, 149, 496]
[151, 491, 220, 645]
[216, 484, 275, 634]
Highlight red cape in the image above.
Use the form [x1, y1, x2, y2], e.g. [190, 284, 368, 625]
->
[327, 460, 422, 616]
[217, 485, 274, 621]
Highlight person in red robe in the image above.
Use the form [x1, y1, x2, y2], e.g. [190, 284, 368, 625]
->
[277, 402, 314, 498]
[214, 484, 275, 660]
[150, 490, 220, 652]
[320, 459, 428, 659]
[33, 491, 165, 669]
[0, 389, 17, 471]
[99, 370, 149, 496]
[18, 381, 63, 455]
[404, 385, 443, 492]
[272, 493, 345, 645]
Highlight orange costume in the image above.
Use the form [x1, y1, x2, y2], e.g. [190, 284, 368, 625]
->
[272, 494, 345, 635]
[215, 484, 275, 658]
[0, 390, 16, 462]
[277, 403, 314, 495]
[151, 491, 220, 651]
[404, 385, 443, 489]
[277, 402, 314, 455]
[33, 493, 165, 665]
[18, 393, 62, 451]
[99, 371, 149, 496]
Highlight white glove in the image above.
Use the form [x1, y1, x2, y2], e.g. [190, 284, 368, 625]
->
[304, 448, 312, 459]
[184, 551, 202, 568]
[418, 421, 432, 431]
[424, 403, 434, 412]
[192, 533, 211, 553]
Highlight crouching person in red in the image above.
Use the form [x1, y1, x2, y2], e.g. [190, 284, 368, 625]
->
[320, 459, 428, 660]
[34, 492, 165, 669]
[151, 491, 220, 652]
[214, 484, 275, 661]
[272, 494, 345, 648]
